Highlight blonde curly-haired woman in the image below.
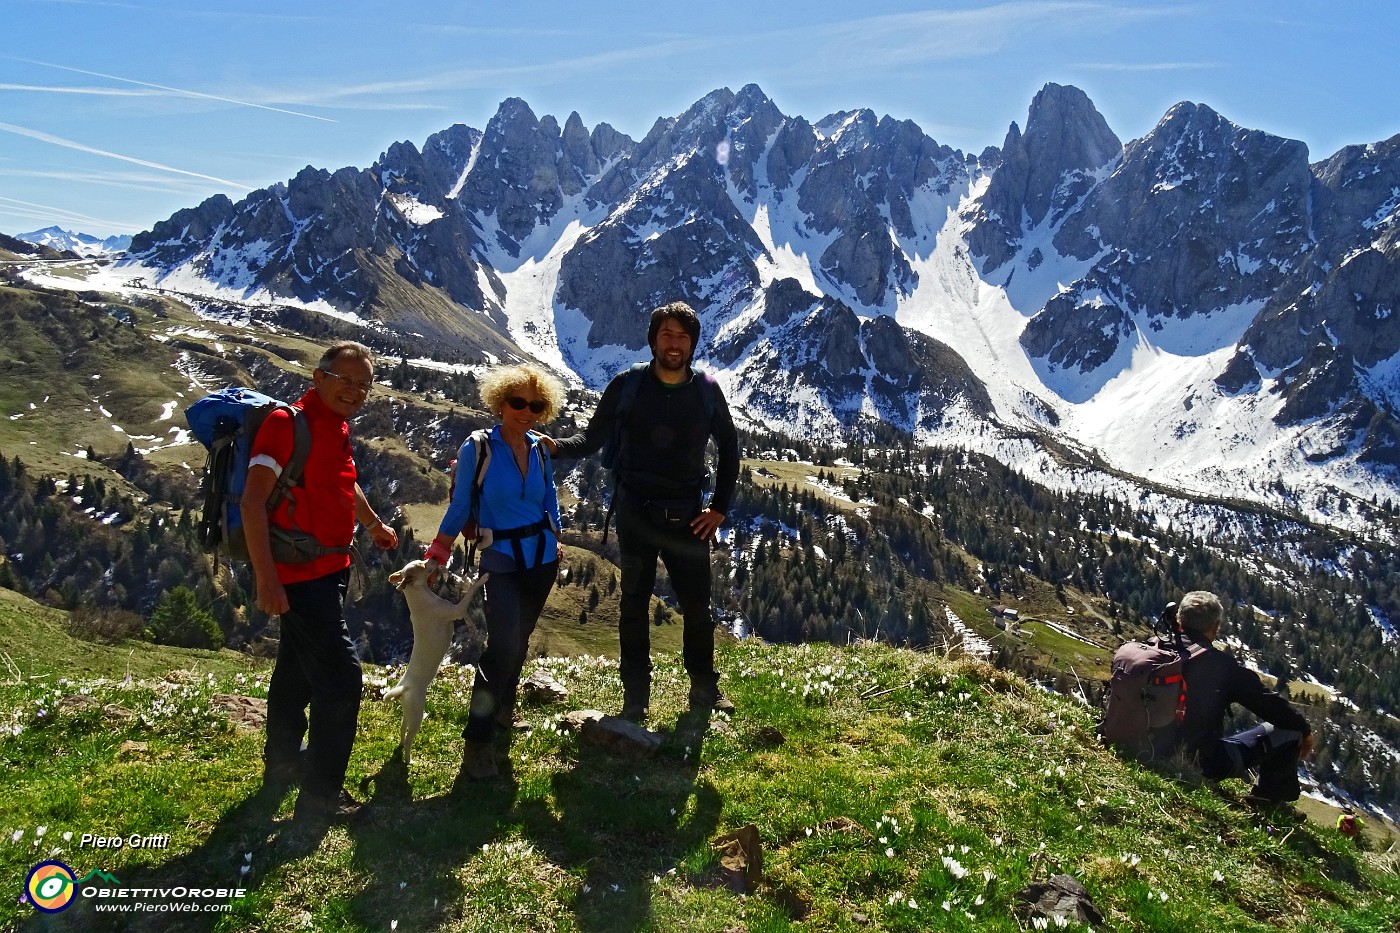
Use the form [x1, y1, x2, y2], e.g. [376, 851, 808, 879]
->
[425, 363, 565, 781]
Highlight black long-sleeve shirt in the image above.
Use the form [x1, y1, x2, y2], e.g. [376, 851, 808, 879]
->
[1176, 630, 1311, 755]
[554, 364, 740, 514]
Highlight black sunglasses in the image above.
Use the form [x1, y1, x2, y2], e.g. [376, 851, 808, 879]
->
[506, 396, 547, 414]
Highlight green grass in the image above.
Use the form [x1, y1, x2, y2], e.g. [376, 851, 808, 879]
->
[745, 459, 862, 509]
[3, 590, 1398, 932]
[0, 587, 259, 682]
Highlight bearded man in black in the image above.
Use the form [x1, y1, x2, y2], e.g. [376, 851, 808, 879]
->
[545, 302, 740, 721]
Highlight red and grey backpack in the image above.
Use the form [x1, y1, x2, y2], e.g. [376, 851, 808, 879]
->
[1100, 622, 1208, 761]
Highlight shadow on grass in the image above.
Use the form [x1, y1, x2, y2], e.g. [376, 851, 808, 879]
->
[335, 743, 513, 931]
[25, 782, 325, 933]
[25, 713, 725, 933]
[343, 711, 725, 931]
[512, 707, 725, 932]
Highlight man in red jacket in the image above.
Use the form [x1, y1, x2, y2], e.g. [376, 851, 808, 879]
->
[243, 341, 398, 824]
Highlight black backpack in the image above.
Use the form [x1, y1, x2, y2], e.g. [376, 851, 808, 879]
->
[597, 362, 721, 542]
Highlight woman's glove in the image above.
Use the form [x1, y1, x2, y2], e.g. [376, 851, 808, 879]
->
[424, 538, 452, 567]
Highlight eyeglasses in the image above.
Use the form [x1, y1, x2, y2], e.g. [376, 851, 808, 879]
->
[506, 396, 547, 414]
[320, 369, 374, 393]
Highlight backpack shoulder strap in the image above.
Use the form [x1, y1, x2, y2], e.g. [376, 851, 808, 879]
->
[463, 428, 492, 566]
[599, 364, 651, 545]
[691, 366, 720, 424]
[617, 362, 650, 417]
[533, 432, 552, 475]
[529, 433, 561, 534]
[469, 428, 492, 508]
[281, 407, 312, 489]
[265, 403, 309, 515]
[603, 362, 651, 469]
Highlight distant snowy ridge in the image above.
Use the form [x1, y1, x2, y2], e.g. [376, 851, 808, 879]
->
[17, 226, 131, 258]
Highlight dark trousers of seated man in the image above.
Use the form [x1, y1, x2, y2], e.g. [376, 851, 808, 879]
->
[462, 560, 558, 744]
[264, 569, 361, 801]
[615, 496, 716, 706]
[1199, 723, 1306, 803]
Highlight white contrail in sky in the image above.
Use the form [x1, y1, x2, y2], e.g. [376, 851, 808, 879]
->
[0, 121, 251, 190]
[1070, 61, 1222, 72]
[0, 194, 134, 232]
[16, 58, 336, 122]
[0, 83, 165, 96]
[0, 166, 210, 195]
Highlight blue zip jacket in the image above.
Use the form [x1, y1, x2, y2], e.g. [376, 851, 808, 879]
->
[438, 426, 560, 572]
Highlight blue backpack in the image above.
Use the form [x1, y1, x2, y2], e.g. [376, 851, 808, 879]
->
[185, 387, 344, 563]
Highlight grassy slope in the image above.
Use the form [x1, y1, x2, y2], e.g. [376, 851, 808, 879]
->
[4, 590, 1399, 933]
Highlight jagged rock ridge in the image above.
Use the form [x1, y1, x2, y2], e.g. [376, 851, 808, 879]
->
[122, 82, 1400, 510]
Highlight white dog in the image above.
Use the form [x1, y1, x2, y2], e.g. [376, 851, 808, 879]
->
[384, 559, 488, 765]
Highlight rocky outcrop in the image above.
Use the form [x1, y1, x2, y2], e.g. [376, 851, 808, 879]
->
[1053, 102, 1313, 314]
[1019, 102, 1317, 379]
[730, 284, 994, 433]
[1019, 286, 1135, 378]
[455, 98, 623, 253]
[555, 149, 767, 350]
[796, 109, 969, 307]
[965, 83, 1121, 273]
[130, 193, 236, 265]
[1243, 132, 1400, 372]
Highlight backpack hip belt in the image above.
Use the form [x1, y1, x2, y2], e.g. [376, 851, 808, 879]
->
[491, 518, 552, 568]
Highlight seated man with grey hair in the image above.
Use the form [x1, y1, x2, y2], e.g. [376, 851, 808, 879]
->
[1173, 590, 1314, 805]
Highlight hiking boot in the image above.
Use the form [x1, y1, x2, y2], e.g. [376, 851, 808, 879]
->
[1243, 794, 1305, 822]
[689, 683, 735, 714]
[621, 683, 650, 723]
[620, 702, 649, 723]
[293, 788, 364, 825]
[460, 740, 499, 781]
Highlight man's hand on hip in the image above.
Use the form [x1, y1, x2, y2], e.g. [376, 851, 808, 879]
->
[690, 507, 724, 541]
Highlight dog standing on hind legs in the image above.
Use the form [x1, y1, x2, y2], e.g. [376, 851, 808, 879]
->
[384, 559, 488, 765]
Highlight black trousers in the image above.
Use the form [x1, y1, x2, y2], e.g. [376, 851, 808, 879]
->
[264, 568, 361, 801]
[462, 560, 558, 744]
[1200, 723, 1306, 802]
[614, 500, 716, 697]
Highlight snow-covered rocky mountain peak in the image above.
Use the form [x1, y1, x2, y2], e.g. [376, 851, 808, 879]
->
[17, 226, 131, 257]
[62, 82, 1400, 531]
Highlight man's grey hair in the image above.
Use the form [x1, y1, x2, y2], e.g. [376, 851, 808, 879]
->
[1177, 590, 1223, 635]
[318, 341, 374, 372]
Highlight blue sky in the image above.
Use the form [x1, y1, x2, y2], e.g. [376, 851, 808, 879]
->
[2, 0, 1396, 239]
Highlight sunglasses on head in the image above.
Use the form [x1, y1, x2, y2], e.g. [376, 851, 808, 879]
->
[506, 396, 547, 414]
